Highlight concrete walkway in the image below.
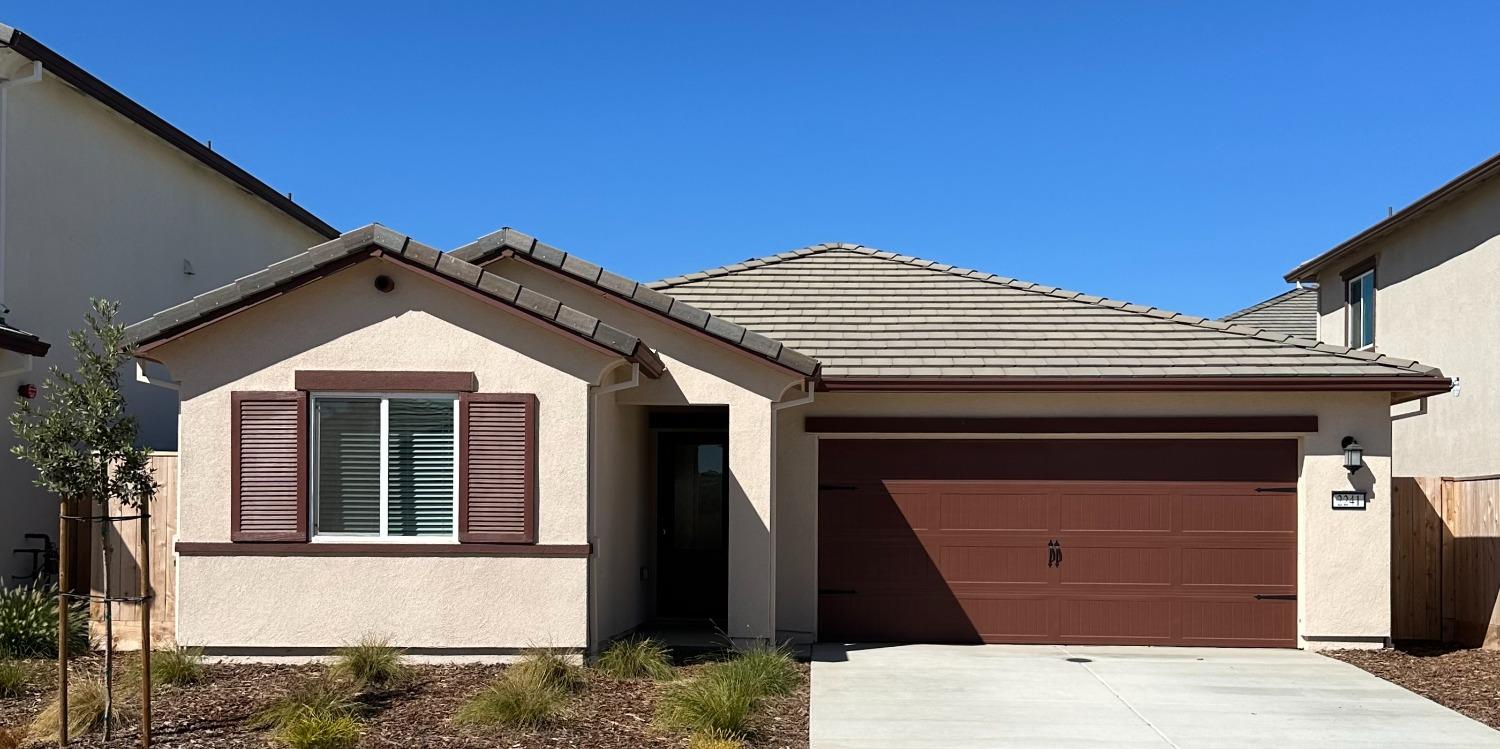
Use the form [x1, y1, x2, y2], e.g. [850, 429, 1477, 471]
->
[811, 643, 1500, 748]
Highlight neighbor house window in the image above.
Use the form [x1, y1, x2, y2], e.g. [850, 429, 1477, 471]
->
[312, 394, 457, 540]
[1345, 269, 1375, 349]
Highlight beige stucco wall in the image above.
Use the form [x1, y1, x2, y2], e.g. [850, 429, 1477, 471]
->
[1309, 177, 1500, 477]
[775, 390, 1394, 650]
[592, 389, 651, 642]
[0, 56, 327, 580]
[484, 259, 803, 643]
[153, 261, 615, 650]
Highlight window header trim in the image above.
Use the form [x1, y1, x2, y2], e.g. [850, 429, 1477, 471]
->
[295, 370, 477, 393]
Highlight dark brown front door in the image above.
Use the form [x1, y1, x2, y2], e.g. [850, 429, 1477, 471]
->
[818, 439, 1298, 647]
[657, 431, 729, 623]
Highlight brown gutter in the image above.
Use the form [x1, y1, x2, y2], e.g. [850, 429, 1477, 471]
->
[819, 375, 1453, 402]
[1285, 152, 1500, 281]
[4, 30, 339, 239]
[0, 326, 49, 357]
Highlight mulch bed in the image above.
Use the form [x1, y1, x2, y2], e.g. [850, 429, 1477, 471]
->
[0, 658, 809, 748]
[1326, 643, 1500, 729]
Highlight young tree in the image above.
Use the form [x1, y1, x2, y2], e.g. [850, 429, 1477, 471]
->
[10, 298, 158, 746]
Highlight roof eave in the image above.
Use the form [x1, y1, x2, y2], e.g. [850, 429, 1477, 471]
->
[0, 327, 49, 357]
[4, 29, 338, 240]
[819, 375, 1453, 403]
[1284, 152, 1500, 282]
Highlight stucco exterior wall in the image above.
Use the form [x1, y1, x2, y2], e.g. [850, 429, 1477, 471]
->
[0, 63, 327, 580]
[483, 259, 803, 643]
[1309, 178, 1500, 478]
[592, 391, 651, 642]
[154, 261, 613, 650]
[775, 391, 1394, 650]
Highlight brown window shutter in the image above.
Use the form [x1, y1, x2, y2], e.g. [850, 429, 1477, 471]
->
[231, 391, 308, 542]
[459, 393, 537, 543]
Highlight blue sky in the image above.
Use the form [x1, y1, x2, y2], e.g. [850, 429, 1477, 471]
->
[11, 2, 1498, 317]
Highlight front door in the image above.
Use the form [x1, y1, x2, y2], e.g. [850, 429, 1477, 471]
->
[656, 431, 729, 623]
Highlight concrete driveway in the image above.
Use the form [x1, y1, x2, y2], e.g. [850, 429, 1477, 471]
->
[811, 643, 1500, 748]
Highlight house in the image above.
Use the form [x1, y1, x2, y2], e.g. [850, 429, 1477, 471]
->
[127, 225, 1451, 656]
[1220, 286, 1318, 339]
[0, 24, 338, 582]
[1285, 152, 1500, 479]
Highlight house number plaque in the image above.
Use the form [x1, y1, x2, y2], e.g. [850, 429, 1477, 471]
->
[1331, 491, 1368, 510]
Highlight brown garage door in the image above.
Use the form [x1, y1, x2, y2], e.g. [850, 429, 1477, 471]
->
[818, 439, 1297, 647]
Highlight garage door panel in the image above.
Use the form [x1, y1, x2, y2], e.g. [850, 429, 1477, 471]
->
[1059, 493, 1173, 532]
[1180, 492, 1296, 533]
[1180, 598, 1296, 644]
[820, 486, 938, 532]
[940, 545, 1052, 584]
[1059, 598, 1176, 641]
[818, 439, 1297, 648]
[1181, 547, 1296, 587]
[1058, 546, 1174, 586]
[940, 492, 1050, 531]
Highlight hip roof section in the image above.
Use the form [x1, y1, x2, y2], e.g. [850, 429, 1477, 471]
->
[1220, 286, 1319, 340]
[650, 243, 1443, 381]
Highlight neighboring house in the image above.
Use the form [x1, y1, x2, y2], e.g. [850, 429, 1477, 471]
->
[1220, 286, 1319, 339]
[0, 25, 337, 582]
[1285, 152, 1500, 478]
[129, 226, 1449, 656]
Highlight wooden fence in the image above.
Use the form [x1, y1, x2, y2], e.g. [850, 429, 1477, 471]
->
[90, 452, 177, 650]
[1392, 474, 1500, 647]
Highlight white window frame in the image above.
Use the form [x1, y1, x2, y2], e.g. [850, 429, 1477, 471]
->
[309, 391, 459, 543]
[1345, 269, 1376, 350]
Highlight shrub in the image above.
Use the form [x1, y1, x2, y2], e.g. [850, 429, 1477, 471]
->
[596, 637, 674, 680]
[28, 677, 135, 740]
[688, 736, 743, 749]
[251, 678, 360, 730]
[330, 635, 406, 690]
[0, 659, 29, 698]
[508, 648, 584, 693]
[0, 584, 88, 658]
[655, 666, 761, 739]
[455, 667, 568, 730]
[274, 712, 360, 749]
[151, 646, 205, 686]
[716, 645, 800, 697]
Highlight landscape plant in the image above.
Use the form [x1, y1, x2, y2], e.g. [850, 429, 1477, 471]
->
[596, 637, 674, 680]
[330, 635, 406, 690]
[0, 658, 29, 698]
[150, 646, 205, 687]
[508, 648, 585, 693]
[9, 298, 160, 744]
[251, 678, 361, 731]
[28, 676, 137, 741]
[273, 712, 361, 749]
[0, 584, 87, 658]
[455, 667, 570, 730]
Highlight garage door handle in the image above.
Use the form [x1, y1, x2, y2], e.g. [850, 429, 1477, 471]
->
[1055, 541, 1062, 567]
[1254, 594, 1296, 600]
[1047, 540, 1059, 567]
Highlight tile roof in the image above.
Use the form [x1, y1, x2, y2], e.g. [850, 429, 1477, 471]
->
[450, 229, 820, 376]
[128, 225, 664, 376]
[649, 243, 1443, 380]
[1220, 287, 1319, 340]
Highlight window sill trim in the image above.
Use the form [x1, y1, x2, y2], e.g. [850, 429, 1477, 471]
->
[176, 542, 590, 558]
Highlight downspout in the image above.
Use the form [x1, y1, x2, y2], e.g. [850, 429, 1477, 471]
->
[766, 378, 815, 645]
[586, 363, 642, 659]
[0, 60, 43, 308]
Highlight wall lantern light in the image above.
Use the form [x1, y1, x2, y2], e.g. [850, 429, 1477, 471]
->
[1342, 436, 1364, 473]
[16, 383, 36, 399]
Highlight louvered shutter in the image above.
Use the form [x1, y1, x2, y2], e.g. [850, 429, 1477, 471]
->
[231, 392, 308, 542]
[458, 393, 537, 543]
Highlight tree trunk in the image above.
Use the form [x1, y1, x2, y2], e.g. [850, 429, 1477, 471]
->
[57, 498, 70, 748]
[139, 500, 152, 749]
[101, 510, 112, 743]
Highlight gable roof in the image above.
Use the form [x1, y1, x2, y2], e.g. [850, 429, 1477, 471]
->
[1220, 286, 1318, 340]
[128, 225, 664, 376]
[0, 25, 337, 239]
[650, 243, 1446, 394]
[450, 229, 820, 377]
[1285, 151, 1500, 281]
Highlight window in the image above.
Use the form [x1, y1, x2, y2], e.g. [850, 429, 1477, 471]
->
[1346, 269, 1375, 348]
[311, 394, 457, 540]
